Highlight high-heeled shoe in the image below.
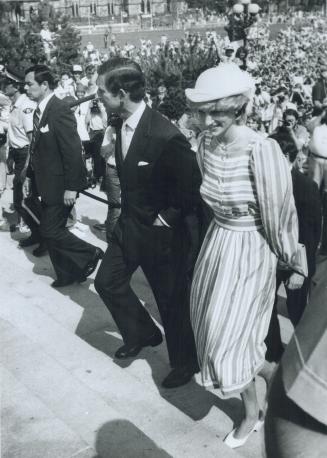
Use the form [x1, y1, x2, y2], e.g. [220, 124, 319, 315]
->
[223, 414, 264, 449]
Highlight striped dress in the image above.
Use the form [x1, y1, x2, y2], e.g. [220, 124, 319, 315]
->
[190, 126, 306, 397]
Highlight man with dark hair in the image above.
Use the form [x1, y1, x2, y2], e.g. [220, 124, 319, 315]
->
[24, 64, 103, 287]
[94, 57, 201, 388]
[4, 69, 46, 256]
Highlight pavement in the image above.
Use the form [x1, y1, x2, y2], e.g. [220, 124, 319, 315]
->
[0, 180, 294, 458]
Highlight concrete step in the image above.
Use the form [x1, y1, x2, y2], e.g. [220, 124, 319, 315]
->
[0, 246, 245, 458]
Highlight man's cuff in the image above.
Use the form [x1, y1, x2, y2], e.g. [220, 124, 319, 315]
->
[158, 214, 171, 228]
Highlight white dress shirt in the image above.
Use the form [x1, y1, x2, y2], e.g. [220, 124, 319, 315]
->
[121, 100, 170, 227]
[121, 100, 146, 158]
[38, 92, 55, 120]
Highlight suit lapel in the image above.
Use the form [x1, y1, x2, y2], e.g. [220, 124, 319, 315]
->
[34, 95, 57, 146]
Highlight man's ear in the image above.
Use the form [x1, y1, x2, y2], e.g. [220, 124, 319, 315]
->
[119, 88, 127, 100]
[41, 80, 50, 91]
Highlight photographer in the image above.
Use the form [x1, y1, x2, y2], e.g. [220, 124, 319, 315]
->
[85, 96, 107, 183]
[271, 108, 309, 155]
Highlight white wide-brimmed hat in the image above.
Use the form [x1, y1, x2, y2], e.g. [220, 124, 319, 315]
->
[185, 63, 255, 104]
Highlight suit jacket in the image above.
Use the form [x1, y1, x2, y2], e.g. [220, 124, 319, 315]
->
[114, 105, 202, 263]
[30, 95, 87, 205]
[292, 168, 321, 277]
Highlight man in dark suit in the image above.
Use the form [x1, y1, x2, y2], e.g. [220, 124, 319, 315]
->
[94, 58, 202, 388]
[23, 65, 103, 287]
[265, 136, 322, 362]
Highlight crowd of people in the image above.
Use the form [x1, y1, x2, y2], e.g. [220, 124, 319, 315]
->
[0, 16, 327, 457]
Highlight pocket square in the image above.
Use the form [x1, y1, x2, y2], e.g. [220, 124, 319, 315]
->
[138, 161, 150, 166]
[40, 125, 49, 133]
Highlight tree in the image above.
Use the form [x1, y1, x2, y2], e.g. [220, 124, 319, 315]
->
[54, 17, 81, 69]
[0, 20, 44, 71]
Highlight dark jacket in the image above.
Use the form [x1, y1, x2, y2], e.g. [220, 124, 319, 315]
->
[30, 95, 87, 205]
[292, 168, 321, 277]
[114, 105, 202, 266]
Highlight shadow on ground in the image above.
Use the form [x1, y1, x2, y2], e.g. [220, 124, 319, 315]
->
[93, 419, 173, 458]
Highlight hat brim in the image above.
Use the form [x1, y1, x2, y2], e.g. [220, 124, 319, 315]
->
[185, 87, 252, 104]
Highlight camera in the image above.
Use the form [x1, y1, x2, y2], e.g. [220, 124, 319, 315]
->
[90, 98, 101, 114]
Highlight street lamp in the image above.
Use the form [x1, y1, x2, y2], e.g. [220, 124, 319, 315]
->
[225, 0, 260, 48]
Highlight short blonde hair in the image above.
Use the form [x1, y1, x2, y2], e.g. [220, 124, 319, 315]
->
[213, 94, 250, 112]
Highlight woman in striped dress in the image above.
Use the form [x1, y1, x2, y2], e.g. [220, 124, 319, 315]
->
[185, 64, 308, 448]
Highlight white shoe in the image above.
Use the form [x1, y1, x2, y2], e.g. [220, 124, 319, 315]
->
[224, 416, 264, 449]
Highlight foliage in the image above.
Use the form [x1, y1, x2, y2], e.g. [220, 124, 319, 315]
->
[0, 2, 81, 74]
[54, 17, 82, 70]
[139, 37, 219, 120]
[0, 20, 44, 72]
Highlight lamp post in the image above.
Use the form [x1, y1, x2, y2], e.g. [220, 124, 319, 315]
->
[225, 0, 260, 49]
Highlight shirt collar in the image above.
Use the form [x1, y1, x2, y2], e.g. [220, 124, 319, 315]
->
[123, 100, 146, 131]
[38, 92, 55, 116]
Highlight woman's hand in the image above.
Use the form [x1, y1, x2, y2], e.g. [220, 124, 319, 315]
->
[285, 272, 305, 290]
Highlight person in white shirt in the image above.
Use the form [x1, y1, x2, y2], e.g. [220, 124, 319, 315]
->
[93, 122, 121, 241]
[85, 93, 107, 182]
[4, 72, 46, 254]
[54, 71, 75, 99]
[80, 64, 98, 95]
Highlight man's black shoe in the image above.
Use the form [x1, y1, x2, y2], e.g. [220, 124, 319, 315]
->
[80, 247, 104, 279]
[51, 278, 76, 288]
[19, 235, 40, 248]
[32, 243, 48, 257]
[161, 365, 197, 389]
[115, 331, 163, 359]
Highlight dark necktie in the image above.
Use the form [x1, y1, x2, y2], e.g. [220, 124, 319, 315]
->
[29, 106, 41, 155]
[114, 117, 123, 170]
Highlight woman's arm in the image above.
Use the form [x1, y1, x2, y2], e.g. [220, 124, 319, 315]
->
[250, 138, 307, 277]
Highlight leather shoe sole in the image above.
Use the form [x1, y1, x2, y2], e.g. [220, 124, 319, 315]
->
[115, 331, 163, 359]
[80, 247, 104, 280]
[161, 366, 196, 389]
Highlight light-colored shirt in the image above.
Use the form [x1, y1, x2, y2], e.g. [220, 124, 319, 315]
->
[101, 125, 116, 166]
[38, 92, 55, 120]
[121, 100, 146, 158]
[74, 101, 90, 142]
[8, 94, 36, 149]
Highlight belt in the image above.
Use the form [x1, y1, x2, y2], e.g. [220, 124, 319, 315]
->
[310, 152, 327, 160]
[107, 164, 116, 169]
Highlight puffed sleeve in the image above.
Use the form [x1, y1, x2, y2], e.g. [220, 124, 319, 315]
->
[250, 137, 307, 276]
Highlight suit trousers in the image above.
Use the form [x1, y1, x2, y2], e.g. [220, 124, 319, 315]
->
[11, 146, 40, 236]
[94, 220, 198, 369]
[265, 270, 311, 363]
[40, 201, 97, 281]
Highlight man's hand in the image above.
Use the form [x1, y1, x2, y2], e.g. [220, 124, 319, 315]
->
[22, 178, 32, 198]
[285, 272, 305, 290]
[64, 190, 77, 207]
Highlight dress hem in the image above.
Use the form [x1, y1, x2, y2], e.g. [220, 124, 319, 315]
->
[200, 360, 265, 399]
